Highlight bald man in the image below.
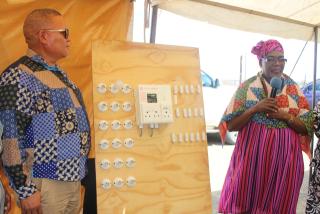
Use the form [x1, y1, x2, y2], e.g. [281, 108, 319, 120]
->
[0, 8, 90, 214]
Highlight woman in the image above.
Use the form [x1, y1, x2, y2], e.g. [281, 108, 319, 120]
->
[306, 101, 320, 213]
[218, 39, 313, 213]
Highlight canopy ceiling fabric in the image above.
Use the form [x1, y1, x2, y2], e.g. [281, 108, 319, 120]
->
[151, 0, 320, 41]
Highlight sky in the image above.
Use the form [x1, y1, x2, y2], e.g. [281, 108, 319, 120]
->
[133, 2, 318, 86]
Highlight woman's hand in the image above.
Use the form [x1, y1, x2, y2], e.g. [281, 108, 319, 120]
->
[268, 110, 308, 135]
[227, 98, 277, 131]
[253, 98, 278, 113]
[267, 109, 288, 121]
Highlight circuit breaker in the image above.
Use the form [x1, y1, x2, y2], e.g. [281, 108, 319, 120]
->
[135, 84, 173, 125]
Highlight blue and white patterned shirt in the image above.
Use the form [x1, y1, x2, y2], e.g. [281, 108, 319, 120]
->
[0, 51, 91, 199]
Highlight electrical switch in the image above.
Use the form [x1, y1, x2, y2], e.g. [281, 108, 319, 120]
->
[185, 85, 189, 94]
[98, 120, 108, 131]
[190, 132, 195, 142]
[171, 133, 177, 143]
[190, 84, 195, 94]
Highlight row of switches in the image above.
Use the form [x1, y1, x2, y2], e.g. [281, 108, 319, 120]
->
[173, 84, 201, 94]
[98, 120, 133, 131]
[99, 138, 134, 150]
[98, 101, 132, 112]
[97, 83, 132, 94]
[101, 176, 136, 189]
[175, 107, 204, 118]
[100, 157, 136, 169]
[171, 131, 207, 143]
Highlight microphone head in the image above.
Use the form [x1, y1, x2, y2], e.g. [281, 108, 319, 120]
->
[270, 76, 282, 90]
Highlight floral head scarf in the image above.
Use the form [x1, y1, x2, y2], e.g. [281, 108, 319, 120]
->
[251, 39, 284, 60]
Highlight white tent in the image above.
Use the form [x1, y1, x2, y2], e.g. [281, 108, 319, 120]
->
[150, 0, 319, 41]
[148, 0, 319, 103]
[147, 0, 319, 158]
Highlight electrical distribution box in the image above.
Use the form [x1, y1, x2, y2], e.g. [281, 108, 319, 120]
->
[92, 41, 212, 214]
[135, 84, 173, 125]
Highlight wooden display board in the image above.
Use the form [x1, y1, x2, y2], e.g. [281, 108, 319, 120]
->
[92, 40, 212, 214]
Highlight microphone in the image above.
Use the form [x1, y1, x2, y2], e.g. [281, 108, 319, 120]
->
[270, 76, 282, 98]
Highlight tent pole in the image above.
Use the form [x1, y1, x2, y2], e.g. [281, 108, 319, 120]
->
[150, 5, 158, 43]
[240, 56, 243, 84]
[309, 26, 318, 181]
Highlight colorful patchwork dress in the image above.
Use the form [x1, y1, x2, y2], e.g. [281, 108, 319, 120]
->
[218, 73, 313, 213]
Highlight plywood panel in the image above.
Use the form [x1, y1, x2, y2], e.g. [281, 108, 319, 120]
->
[92, 40, 212, 214]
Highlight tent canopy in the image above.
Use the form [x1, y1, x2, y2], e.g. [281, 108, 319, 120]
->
[149, 0, 319, 159]
[151, 0, 320, 41]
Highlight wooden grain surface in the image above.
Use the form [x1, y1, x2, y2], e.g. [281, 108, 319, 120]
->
[92, 40, 212, 214]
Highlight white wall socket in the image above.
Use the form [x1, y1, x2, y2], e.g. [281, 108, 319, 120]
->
[126, 176, 136, 188]
[123, 120, 133, 129]
[100, 159, 111, 170]
[112, 138, 122, 149]
[122, 101, 132, 112]
[113, 158, 124, 169]
[101, 178, 112, 189]
[111, 120, 121, 130]
[97, 83, 107, 94]
[98, 120, 108, 131]
[124, 138, 134, 148]
[110, 101, 120, 112]
[98, 101, 108, 112]
[99, 139, 109, 150]
[113, 177, 124, 188]
[126, 157, 136, 168]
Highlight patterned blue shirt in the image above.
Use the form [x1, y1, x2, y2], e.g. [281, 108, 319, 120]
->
[0, 54, 90, 199]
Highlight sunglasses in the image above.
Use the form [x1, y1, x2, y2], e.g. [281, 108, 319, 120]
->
[41, 28, 69, 39]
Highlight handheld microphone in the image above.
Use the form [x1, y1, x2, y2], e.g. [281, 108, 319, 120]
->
[270, 77, 282, 98]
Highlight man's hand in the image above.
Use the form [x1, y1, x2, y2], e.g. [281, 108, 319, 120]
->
[20, 191, 42, 214]
[3, 186, 11, 214]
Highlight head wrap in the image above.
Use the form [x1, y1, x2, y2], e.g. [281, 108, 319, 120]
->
[251, 39, 284, 60]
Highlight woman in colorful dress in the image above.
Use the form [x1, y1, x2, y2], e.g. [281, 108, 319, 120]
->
[306, 101, 320, 213]
[218, 39, 313, 213]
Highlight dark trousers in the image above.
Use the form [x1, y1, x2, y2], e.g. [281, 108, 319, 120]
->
[82, 158, 97, 214]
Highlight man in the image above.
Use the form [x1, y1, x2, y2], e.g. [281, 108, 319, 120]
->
[0, 8, 90, 213]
